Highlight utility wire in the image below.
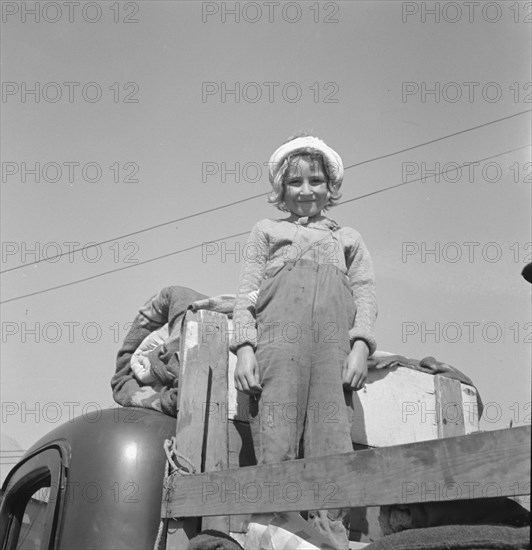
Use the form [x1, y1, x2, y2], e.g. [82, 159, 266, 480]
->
[342, 143, 531, 204]
[0, 192, 268, 274]
[1, 144, 529, 305]
[2, 108, 529, 275]
[0, 231, 249, 304]
[343, 109, 531, 170]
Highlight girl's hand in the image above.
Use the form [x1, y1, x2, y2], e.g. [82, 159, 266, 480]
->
[342, 340, 369, 391]
[234, 345, 262, 395]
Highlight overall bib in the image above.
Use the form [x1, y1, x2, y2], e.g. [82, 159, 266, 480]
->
[249, 228, 356, 549]
[251, 228, 355, 462]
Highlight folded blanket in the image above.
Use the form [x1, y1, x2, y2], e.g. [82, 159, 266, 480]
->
[379, 498, 530, 536]
[111, 287, 236, 417]
[365, 524, 530, 550]
[368, 353, 474, 386]
[111, 286, 208, 416]
[187, 530, 243, 550]
[189, 294, 237, 316]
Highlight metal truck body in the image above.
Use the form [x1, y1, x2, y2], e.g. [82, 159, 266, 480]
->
[0, 408, 175, 550]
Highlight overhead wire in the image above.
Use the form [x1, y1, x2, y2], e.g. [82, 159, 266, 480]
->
[1, 143, 529, 305]
[1, 108, 529, 275]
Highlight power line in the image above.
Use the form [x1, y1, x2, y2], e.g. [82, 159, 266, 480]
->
[0, 231, 249, 304]
[343, 109, 531, 170]
[1, 144, 529, 305]
[0, 192, 268, 274]
[340, 144, 531, 205]
[2, 108, 529, 275]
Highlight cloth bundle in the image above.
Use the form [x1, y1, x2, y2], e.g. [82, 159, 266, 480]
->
[365, 524, 530, 550]
[111, 286, 235, 416]
[231, 512, 339, 550]
[187, 530, 244, 550]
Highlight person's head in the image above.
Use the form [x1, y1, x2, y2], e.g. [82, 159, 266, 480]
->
[267, 133, 344, 215]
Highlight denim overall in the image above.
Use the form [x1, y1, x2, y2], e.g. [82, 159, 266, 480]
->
[250, 227, 355, 548]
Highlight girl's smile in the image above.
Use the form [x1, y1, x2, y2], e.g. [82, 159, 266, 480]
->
[283, 155, 329, 218]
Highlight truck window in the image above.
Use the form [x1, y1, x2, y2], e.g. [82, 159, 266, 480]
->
[16, 485, 49, 550]
[0, 448, 64, 550]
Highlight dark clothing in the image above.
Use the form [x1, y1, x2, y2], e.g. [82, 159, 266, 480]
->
[111, 286, 207, 416]
[366, 524, 529, 550]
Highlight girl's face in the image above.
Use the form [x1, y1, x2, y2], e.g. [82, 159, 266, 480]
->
[283, 155, 329, 218]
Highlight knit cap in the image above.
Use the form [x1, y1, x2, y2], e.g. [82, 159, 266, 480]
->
[268, 136, 344, 191]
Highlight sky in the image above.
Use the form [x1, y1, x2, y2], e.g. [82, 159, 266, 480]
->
[1, 0, 531, 477]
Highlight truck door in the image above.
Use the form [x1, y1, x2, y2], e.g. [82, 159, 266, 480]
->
[0, 448, 65, 550]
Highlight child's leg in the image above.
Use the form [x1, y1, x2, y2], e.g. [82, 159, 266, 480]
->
[250, 265, 315, 464]
[304, 267, 354, 457]
[304, 263, 357, 550]
[249, 261, 354, 550]
[249, 349, 310, 464]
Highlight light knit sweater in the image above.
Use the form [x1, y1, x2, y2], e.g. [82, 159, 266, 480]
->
[232, 215, 377, 354]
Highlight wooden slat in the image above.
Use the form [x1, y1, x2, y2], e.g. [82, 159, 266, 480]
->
[164, 425, 531, 518]
[164, 311, 210, 548]
[175, 314, 209, 469]
[227, 419, 255, 533]
[435, 375, 465, 438]
[201, 312, 230, 533]
[461, 383, 480, 434]
[163, 518, 198, 550]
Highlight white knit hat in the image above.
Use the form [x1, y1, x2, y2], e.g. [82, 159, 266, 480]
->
[268, 136, 344, 190]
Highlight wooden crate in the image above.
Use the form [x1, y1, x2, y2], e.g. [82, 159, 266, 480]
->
[162, 312, 528, 549]
[350, 366, 479, 446]
[226, 331, 480, 447]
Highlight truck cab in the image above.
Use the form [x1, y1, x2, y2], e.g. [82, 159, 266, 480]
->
[0, 408, 175, 550]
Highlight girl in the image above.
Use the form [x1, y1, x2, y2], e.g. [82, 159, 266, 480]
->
[231, 135, 377, 549]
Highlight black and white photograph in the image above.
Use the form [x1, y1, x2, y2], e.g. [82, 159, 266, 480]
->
[1, 1, 531, 548]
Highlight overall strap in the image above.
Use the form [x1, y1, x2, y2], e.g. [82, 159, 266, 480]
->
[291, 231, 335, 265]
